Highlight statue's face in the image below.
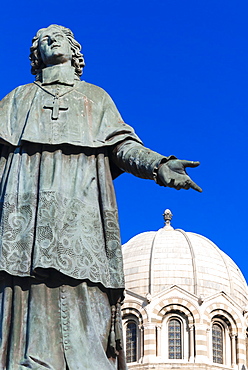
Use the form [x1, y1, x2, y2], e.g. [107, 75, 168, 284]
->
[38, 26, 73, 67]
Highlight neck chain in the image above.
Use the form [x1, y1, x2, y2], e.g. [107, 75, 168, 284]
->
[33, 82, 76, 120]
[33, 81, 75, 99]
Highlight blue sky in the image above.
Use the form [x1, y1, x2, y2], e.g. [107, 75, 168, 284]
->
[1, 1, 248, 282]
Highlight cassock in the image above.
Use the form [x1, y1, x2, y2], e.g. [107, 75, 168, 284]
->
[0, 65, 168, 369]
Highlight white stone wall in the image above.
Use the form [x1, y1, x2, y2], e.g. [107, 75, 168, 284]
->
[122, 286, 247, 370]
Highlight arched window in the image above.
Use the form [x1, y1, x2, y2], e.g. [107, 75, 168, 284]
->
[126, 321, 137, 363]
[168, 318, 182, 359]
[212, 323, 223, 364]
[161, 312, 189, 361]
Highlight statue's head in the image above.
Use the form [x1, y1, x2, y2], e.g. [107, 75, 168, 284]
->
[29, 24, 85, 80]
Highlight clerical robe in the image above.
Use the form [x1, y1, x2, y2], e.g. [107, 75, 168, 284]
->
[0, 78, 167, 369]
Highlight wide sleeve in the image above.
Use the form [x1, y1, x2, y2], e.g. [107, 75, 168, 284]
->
[94, 88, 143, 147]
[111, 139, 176, 180]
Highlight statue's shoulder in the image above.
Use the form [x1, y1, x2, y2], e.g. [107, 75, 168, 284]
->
[0, 83, 37, 100]
[1, 83, 37, 103]
[12, 82, 36, 93]
[77, 80, 112, 102]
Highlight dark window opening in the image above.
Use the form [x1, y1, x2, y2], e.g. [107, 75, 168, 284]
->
[126, 321, 137, 363]
[212, 323, 223, 364]
[168, 318, 182, 359]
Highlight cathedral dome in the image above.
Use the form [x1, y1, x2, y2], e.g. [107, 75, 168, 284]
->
[122, 209, 248, 308]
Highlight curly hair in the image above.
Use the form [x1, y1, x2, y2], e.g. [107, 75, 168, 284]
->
[29, 24, 85, 80]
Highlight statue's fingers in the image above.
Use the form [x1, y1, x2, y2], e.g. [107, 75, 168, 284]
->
[174, 180, 191, 191]
[173, 180, 180, 189]
[167, 179, 175, 188]
[173, 179, 186, 190]
[189, 180, 202, 192]
[180, 160, 200, 168]
[183, 183, 191, 190]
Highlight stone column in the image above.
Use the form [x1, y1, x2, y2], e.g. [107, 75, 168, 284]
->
[139, 324, 144, 360]
[231, 333, 237, 367]
[156, 325, 162, 357]
[189, 325, 195, 362]
[206, 328, 211, 360]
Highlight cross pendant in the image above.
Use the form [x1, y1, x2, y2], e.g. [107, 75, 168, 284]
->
[44, 93, 68, 120]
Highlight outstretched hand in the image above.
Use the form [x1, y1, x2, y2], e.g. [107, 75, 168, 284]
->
[158, 159, 202, 192]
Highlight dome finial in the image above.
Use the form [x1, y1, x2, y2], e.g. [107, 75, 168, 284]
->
[163, 209, 173, 229]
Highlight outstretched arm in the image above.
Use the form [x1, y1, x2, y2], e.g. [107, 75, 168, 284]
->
[111, 140, 202, 192]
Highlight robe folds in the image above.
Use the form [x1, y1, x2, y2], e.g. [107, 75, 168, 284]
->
[0, 79, 167, 369]
[0, 80, 144, 288]
[0, 274, 122, 370]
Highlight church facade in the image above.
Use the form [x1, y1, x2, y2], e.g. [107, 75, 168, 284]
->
[121, 210, 248, 369]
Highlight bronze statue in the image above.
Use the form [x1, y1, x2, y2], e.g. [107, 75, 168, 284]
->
[0, 25, 201, 369]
